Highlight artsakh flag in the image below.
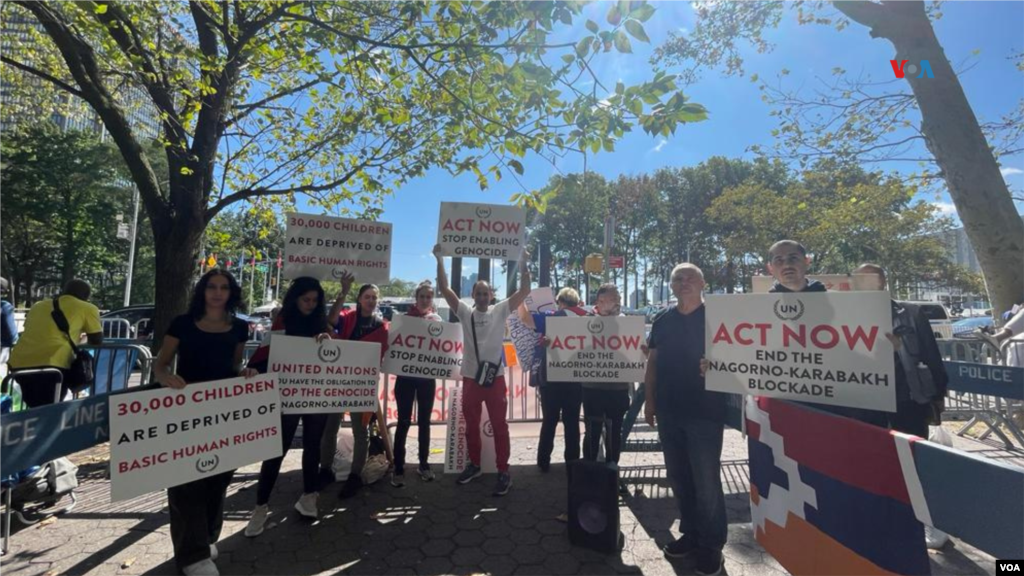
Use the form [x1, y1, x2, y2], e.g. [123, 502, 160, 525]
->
[746, 397, 930, 575]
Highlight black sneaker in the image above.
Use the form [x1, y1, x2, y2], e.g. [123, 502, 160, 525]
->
[663, 535, 698, 560]
[538, 461, 550, 473]
[493, 472, 512, 496]
[338, 474, 363, 499]
[456, 463, 482, 485]
[694, 549, 723, 576]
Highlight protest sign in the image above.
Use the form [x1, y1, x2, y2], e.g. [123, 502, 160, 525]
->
[524, 287, 556, 313]
[443, 385, 496, 474]
[751, 274, 875, 294]
[284, 212, 392, 284]
[437, 202, 526, 260]
[109, 375, 281, 501]
[2, 394, 109, 477]
[546, 316, 646, 383]
[705, 292, 896, 412]
[507, 313, 540, 376]
[383, 315, 464, 380]
[269, 335, 381, 414]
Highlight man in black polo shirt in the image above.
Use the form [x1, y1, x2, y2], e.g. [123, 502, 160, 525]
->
[644, 263, 727, 576]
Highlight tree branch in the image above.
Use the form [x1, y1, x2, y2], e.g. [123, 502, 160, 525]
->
[206, 158, 372, 220]
[0, 55, 84, 97]
[832, 1, 886, 29]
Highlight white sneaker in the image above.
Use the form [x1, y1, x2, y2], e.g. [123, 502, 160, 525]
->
[182, 558, 219, 576]
[209, 544, 218, 561]
[294, 492, 319, 519]
[244, 504, 269, 537]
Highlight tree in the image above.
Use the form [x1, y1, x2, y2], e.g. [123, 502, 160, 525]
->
[707, 160, 961, 295]
[0, 123, 132, 307]
[655, 0, 1024, 318]
[531, 173, 613, 300]
[4, 1, 707, 343]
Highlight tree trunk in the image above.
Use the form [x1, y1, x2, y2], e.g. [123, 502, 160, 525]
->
[150, 218, 203, 351]
[838, 0, 1024, 319]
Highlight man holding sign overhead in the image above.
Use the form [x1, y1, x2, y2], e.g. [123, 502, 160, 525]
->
[434, 243, 532, 496]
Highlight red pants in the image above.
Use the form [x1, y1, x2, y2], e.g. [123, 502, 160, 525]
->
[462, 376, 511, 473]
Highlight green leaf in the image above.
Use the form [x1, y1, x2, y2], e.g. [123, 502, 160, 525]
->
[561, 54, 576, 64]
[508, 159, 524, 175]
[586, 19, 599, 34]
[606, 5, 621, 25]
[180, 166, 194, 175]
[575, 37, 591, 58]
[623, 20, 650, 43]
[631, 3, 656, 22]
[614, 31, 632, 53]
[94, 3, 108, 14]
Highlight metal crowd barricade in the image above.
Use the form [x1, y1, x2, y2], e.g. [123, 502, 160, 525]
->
[79, 344, 154, 396]
[101, 318, 133, 340]
[938, 339, 1024, 448]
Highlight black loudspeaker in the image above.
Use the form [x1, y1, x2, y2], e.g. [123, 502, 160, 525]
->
[567, 459, 622, 554]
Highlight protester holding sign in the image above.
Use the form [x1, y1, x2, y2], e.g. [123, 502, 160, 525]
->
[434, 243, 532, 496]
[644, 264, 728, 576]
[323, 280, 389, 499]
[763, 240, 886, 424]
[581, 284, 631, 467]
[391, 280, 443, 486]
[535, 288, 586, 472]
[244, 277, 336, 536]
[854, 264, 948, 436]
[151, 269, 256, 576]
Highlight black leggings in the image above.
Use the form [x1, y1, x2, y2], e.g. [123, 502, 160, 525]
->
[393, 376, 436, 473]
[255, 413, 328, 505]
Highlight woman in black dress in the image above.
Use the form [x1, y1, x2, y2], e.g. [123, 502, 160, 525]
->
[152, 269, 255, 576]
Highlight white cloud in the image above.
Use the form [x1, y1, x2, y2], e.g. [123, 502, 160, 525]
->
[651, 139, 669, 153]
[678, 27, 689, 34]
[1001, 167, 1024, 178]
[933, 201, 957, 216]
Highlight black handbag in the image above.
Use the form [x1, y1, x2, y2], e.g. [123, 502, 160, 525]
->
[471, 315, 501, 388]
[50, 297, 95, 393]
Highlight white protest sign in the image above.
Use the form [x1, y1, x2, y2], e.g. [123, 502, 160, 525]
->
[269, 335, 381, 414]
[546, 316, 646, 383]
[524, 287, 556, 314]
[705, 291, 896, 412]
[109, 375, 282, 502]
[751, 274, 876, 294]
[284, 212, 392, 284]
[443, 385, 497, 474]
[437, 202, 526, 260]
[383, 316, 464, 380]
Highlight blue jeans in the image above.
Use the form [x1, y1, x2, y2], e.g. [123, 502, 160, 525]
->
[658, 417, 727, 551]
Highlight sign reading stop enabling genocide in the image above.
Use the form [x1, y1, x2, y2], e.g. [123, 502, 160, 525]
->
[546, 316, 647, 383]
[109, 375, 282, 502]
[437, 202, 526, 260]
[383, 315, 464, 380]
[284, 212, 393, 284]
[269, 335, 381, 414]
[705, 291, 896, 412]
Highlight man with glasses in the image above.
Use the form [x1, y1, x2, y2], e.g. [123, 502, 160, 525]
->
[645, 264, 727, 576]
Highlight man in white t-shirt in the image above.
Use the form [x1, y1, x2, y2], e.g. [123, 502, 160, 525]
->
[991, 306, 1024, 367]
[434, 244, 532, 496]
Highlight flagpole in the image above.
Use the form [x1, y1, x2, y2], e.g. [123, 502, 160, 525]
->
[249, 251, 257, 310]
[275, 249, 283, 302]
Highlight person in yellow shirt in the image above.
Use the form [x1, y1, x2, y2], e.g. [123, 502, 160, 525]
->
[9, 279, 103, 407]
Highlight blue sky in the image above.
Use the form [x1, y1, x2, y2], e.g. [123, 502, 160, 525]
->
[299, 1, 1024, 295]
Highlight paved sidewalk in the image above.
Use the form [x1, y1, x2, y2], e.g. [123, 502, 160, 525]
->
[0, 425, 1008, 576]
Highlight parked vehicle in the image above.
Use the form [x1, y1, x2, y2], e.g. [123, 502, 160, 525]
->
[902, 301, 954, 340]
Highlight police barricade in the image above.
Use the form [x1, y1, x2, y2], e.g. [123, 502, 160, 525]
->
[101, 318, 132, 340]
[938, 339, 1024, 448]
